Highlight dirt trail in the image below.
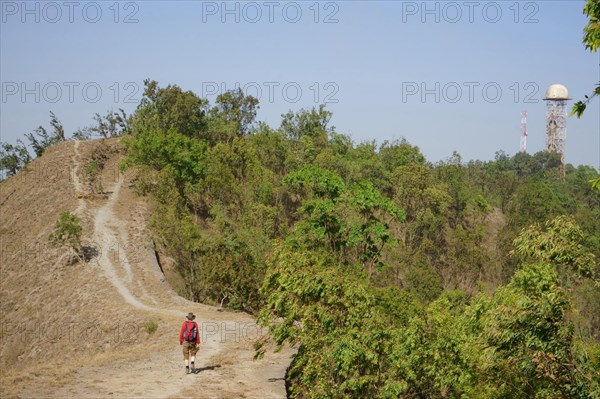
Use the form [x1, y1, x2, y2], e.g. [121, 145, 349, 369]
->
[38, 140, 293, 399]
[72, 140, 86, 215]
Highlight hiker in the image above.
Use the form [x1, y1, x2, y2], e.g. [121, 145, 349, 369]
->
[179, 312, 200, 374]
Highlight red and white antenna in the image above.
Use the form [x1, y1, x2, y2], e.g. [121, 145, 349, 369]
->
[519, 110, 528, 153]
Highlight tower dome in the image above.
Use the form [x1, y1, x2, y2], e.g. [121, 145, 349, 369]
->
[543, 83, 570, 100]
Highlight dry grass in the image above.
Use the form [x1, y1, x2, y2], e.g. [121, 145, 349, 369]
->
[0, 138, 152, 395]
[0, 138, 293, 399]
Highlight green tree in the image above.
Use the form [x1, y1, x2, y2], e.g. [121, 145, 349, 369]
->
[512, 215, 596, 279]
[132, 79, 208, 138]
[0, 140, 31, 178]
[477, 264, 596, 398]
[251, 123, 289, 176]
[572, 0, 600, 118]
[507, 180, 563, 228]
[24, 111, 66, 157]
[284, 166, 402, 277]
[392, 291, 476, 398]
[346, 180, 404, 277]
[280, 104, 333, 142]
[280, 105, 332, 167]
[74, 109, 130, 139]
[474, 216, 599, 398]
[122, 128, 207, 194]
[435, 151, 469, 228]
[344, 141, 389, 194]
[212, 88, 259, 138]
[259, 245, 420, 399]
[379, 138, 426, 171]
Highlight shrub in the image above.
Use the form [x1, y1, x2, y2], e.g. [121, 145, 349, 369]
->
[143, 320, 158, 335]
[48, 211, 82, 261]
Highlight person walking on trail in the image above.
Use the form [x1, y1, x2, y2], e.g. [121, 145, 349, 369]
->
[180, 312, 200, 374]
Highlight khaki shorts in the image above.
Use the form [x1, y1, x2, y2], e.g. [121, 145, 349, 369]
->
[182, 341, 198, 360]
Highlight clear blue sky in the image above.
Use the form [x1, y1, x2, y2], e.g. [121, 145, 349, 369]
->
[1, 1, 599, 168]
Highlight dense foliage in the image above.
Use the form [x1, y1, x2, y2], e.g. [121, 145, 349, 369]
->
[115, 80, 599, 397]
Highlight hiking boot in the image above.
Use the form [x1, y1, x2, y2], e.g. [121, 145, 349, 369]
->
[191, 362, 195, 373]
[185, 366, 190, 374]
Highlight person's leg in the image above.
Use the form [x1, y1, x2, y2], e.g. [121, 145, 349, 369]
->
[182, 342, 190, 373]
[190, 344, 198, 372]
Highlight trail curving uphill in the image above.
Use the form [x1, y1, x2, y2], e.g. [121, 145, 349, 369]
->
[92, 177, 156, 312]
[44, 140, 292, 399]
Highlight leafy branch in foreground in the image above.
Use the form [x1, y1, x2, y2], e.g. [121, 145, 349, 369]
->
[570, 84, 600, 118]
[572, 0, 600, 118]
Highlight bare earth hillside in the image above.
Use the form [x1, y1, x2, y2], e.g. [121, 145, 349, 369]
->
[0, 138, 293, 399]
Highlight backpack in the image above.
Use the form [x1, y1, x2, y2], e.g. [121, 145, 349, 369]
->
[183, 321, 198, 342]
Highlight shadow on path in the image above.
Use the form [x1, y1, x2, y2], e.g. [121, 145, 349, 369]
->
[193, 364, 221, 374]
